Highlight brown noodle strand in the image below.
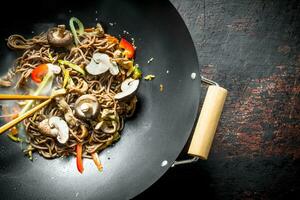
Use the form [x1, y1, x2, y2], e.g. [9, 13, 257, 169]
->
[6, 25, 137, 160]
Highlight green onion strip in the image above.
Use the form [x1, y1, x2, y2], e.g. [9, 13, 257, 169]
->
[69, 17, 84, 45]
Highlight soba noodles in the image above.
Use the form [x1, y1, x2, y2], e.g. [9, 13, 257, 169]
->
[1, 17, 141, 172]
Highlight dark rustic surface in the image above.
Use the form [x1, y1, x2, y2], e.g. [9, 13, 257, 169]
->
[136, 0, 300, 199]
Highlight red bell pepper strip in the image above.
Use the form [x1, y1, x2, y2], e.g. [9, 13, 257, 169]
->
[119, 38, 135, 59]
[91, 153, 103, 172]
[31, 64, 49, 83]
[76, 143, 84, 174]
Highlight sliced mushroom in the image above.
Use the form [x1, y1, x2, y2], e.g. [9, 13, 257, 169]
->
[85, 53, 119, 76]
[74, 94, 100, 119]
[47, 25, 73, 47]
[114, 78, 139, 100]
[86, 53, 109, 75]
[37, 119, 59, 137]
[49, 116, 69, 144]
[109, 61, 120, 75]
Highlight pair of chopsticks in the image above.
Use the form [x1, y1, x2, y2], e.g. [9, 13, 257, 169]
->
[0, 94, 51, 135]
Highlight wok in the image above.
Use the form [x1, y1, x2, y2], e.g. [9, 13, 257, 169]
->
[0, 0, 223, 199]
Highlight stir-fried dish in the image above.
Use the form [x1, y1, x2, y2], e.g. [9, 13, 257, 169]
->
[0, 17, 142, 173]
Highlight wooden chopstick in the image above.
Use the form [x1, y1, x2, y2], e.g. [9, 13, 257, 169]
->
[0, 94, 50, 100]
[0, 98, 52, 135]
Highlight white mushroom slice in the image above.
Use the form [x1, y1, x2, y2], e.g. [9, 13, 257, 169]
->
[120, 78, 134, 91]
[115, 78, 140, 100]
[38, 119, 58, 137]
[47, 64, 61, 74]
[74, 94, 100, 119]
[86, 53, 119, 76]
[49, 116, 69, 144]
[86, 60, 109, 75]
[92, 53, 107, 63]
[86, 53, 110, 75]
[109, 61, 120, 75]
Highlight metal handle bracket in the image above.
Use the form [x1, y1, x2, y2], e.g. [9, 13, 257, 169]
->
[172, 76, 222, 167]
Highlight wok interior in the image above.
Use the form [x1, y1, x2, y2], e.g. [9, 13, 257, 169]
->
[0, 0, 201, 199]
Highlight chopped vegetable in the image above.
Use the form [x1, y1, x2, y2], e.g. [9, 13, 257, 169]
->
[84, 28, 94, 32]
[7, 133, 23, 142]
[63, 69, 70, 88]
[91, 153, 103, 171]
[31, 64, 49, 83]
[10, 126, 18, 136]
[58, 60, 85, 75]
[24, 145, 34, 161]
[123, 61, 135, 77]
[107, 35, 119, 44]
[160, 84, 164, 92]
[69, 17, 84, 45]
[28, 149, 33, 160]
[144, 74, 155, 81]
[20, 72, 54, 115]
[60, 64, 70, 88]
[132, 66, 142, 79]
[48, 52, 54, 63]
[76, 143, 84, 174]
[119, 38, 135, 59]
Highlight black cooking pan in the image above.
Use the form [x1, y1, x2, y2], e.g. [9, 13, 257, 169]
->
[0, 0, 226, 199]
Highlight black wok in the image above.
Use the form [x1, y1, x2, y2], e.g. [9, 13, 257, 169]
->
[0, 0, 201, 199]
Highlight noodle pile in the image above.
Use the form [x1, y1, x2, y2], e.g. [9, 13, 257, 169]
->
[4, 20, 138, 161]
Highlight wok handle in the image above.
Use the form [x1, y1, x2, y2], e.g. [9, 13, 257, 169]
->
[187, 85, 227, 160]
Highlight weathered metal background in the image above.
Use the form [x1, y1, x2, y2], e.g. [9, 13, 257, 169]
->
[136, 0, 300, 199]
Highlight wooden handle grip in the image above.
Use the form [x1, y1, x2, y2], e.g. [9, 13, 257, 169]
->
[188, 85, 228, 160]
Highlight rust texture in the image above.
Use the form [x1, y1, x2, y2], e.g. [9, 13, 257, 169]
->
[214, 64, 300, 160]
[137, 0, 300, 199]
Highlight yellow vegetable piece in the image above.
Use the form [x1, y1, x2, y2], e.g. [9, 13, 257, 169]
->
[58, 60, 85, 75]
[7, 133, 23, 142]
[144, 74, 155, 81]
[132, 66, 142, 79]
